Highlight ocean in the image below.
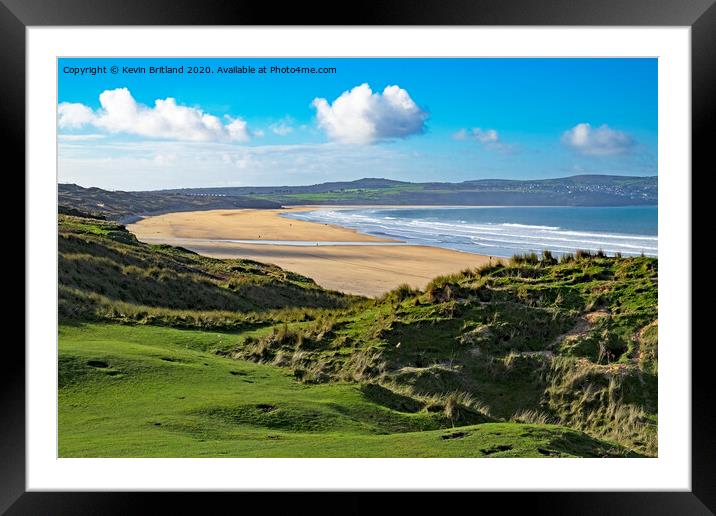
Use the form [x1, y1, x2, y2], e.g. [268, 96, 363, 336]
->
[282, 206, 658, 258]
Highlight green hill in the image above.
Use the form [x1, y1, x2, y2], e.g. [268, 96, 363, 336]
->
[58, 213, 657, 457]
[59, 183, 281, 221]
[59, 323, 637, 458]
[164, 174, 657, 206]
[59, 213, 351, 328]
[228, 252, 658, 455]
[59, 175, 658, 216]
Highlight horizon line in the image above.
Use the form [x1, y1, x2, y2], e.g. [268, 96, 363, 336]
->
[59, 173, 658, 193]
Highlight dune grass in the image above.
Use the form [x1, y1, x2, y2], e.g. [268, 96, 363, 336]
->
[58, 214, 353, 321]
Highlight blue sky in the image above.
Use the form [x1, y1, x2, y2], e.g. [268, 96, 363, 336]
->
[58, 58, 657, 190]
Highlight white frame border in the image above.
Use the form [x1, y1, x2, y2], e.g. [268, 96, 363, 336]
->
[27, 26, 690, 491]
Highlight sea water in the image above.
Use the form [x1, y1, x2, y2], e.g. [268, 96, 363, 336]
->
[283, 206, 657, 258]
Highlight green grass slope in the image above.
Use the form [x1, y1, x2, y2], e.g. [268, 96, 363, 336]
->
[228, 252, 658, 455]
[59, 323, 635, 457]
[59, 214, 352, 329]
[59, 183, 280, 221]
[58, 214, 657, 457]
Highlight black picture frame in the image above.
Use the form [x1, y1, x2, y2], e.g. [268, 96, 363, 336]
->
[6, 0, 712, 513]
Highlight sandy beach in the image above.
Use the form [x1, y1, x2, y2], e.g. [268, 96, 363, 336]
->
[128, 207, 386, 242]
[129, 208, 498, 297]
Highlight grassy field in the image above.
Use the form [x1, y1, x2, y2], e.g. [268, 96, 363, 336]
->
[58, 213, 657, 457]
[59, 323, 635, 457]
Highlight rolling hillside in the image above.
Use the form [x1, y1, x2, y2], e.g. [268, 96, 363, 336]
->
[164, 175, 657, 206]
[59, 183, 281, 221]
[59, 176, 658, 223]
[59, 213, 351, 326]
[58, 212, 657, 457]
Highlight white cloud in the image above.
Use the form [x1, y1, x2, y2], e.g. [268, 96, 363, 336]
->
[562, 123, 635, 156]
[224, 117, 250, 142]
[57, 87, 250, 143]
[452, 128, 468, 141]
[312, 83, 427, 144]
[57, 103, 96, 128]
[269, 117, 295, 136]
[58, 139, 416, 190]
[471, 128, 499, 144]
[454, 127, 499, 143]
[221, 151, 252, 169]
[453, 127, 507, 151]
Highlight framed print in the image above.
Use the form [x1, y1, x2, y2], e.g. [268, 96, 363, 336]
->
[7, 0, 714, 513]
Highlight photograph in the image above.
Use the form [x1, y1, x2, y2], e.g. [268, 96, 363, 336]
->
[56, 57, 658, 459]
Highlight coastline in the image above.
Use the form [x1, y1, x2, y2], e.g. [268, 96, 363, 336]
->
[128, 207, 500, 297]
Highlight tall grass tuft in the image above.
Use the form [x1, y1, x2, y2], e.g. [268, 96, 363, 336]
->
[575, 249, 594, 260]
[560, 252, 575, 263]
[379, 283, 421, 304]
[541, 249, 557, 265]
[512, 252, 540, 265]
[510, 409, 557, 425]
[436, 391, 491, 427]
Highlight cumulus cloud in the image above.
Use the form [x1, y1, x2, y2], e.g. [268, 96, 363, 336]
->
[57, 102, 96, 129]
[312, 83, 427, 144]
[561, 123, 635, 156]
[225, 118, 250, 142]
[57, 87, 250, 143]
